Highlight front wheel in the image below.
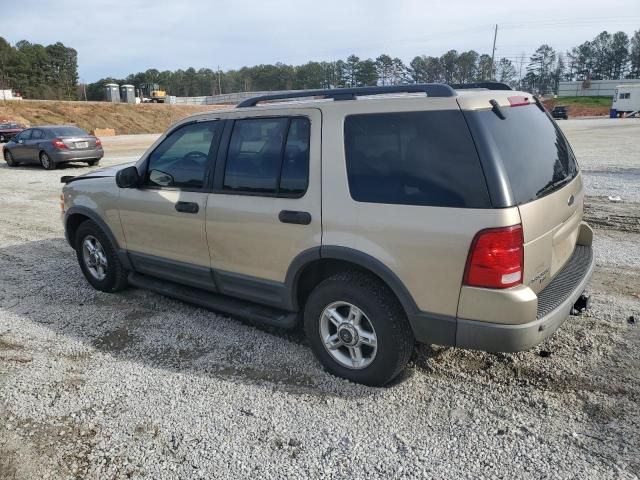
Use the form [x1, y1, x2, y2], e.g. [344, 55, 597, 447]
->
[0, 134, 5, 143]
[75, 220, 128, 292]
[304, 271, 414, 386]
[40, 151, 56, 170]
[4, 149, 17, 167]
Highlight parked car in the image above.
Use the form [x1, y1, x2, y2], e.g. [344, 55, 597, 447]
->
[0, 122, 25, 143]
[551, 105, 569, 120]
[61, 84, 594, 386]
[3, 125, 103, 169]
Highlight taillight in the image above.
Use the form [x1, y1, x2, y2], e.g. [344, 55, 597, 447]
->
[95, 138, 102, 147]
[507, 95, 530, 107]
[464, 225, 524, 289]
[52, 139, 67, 149]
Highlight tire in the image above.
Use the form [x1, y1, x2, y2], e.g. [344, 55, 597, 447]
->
[75, 220, 128, 293]
[304, 271, 414, 386]
[0, 134, 5, 143]
[40, 151, 56, 170]
[86, 159, 99, 167]
[4, 149, 17, 167]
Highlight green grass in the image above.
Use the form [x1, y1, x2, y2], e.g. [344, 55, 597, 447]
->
[550, 96, 612, 107]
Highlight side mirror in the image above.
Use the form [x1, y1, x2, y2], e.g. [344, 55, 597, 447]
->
[116, 166, 140, 188]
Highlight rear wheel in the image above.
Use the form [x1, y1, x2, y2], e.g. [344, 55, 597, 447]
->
[304, 271, 414, 386]
[86, 159, 99, 167]
[40, 151, 56, 170]
[75, 220, 128, 292]
[0, 134, 5, 143]
[4, 149, 17, 167]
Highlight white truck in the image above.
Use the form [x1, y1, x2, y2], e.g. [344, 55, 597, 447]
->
[612, 84, 640, 117]
[0, 89, 23, 101]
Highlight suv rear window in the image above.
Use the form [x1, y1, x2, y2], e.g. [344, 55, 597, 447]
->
[466, 104, 578, 205]
[344, 111, 491, 208]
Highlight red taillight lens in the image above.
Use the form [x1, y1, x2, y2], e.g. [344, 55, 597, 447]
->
[95, 138, 102, 147]
[508, 95, 530, 107]
[464, 225, 524, 289]
[52, 139, 67, 149]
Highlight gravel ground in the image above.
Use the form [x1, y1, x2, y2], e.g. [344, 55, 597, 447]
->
[1, 119, 639, 479]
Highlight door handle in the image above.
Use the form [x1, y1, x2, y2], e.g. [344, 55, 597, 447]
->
[175, 201, 199, 214]
[278, 210, 311, 225]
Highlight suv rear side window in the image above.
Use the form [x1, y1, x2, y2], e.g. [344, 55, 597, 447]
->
[344, 111, 491, 208]
[223, 117, 310, 196]
[465, 104, 578, 205]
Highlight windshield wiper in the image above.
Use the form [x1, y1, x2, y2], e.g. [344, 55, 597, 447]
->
[536, 177, 571, 198]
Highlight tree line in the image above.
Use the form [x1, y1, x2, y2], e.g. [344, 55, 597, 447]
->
[0, 37, 78, 100]
[1, 29, 639, 101]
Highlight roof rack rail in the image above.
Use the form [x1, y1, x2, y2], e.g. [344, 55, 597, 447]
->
[236, 83, 456, 107]
[450, 81, 512, 91]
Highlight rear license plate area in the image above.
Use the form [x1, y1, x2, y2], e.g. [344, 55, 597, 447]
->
[75, 141, 89, 149]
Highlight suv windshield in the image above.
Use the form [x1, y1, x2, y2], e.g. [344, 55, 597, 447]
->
[465, 104, 578, 205]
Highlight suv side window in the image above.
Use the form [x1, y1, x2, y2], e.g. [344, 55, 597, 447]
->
[223, 117, 310, 196]
[344, 111, 491, 208]
[145, 121, 220, 190]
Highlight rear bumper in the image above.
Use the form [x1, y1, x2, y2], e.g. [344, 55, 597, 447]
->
[455, 245, 595, 352]
[50, 148, 104, 163]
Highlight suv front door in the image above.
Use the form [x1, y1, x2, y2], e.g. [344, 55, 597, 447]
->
[119, 120, 223, 290]
[206, 109, 321, 309]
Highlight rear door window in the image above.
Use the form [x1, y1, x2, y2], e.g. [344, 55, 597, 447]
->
[344, 111, 491, 208]
[223, 117, 310, 196]
[465, 104, 578, 205]
[30, 129, 44, 140]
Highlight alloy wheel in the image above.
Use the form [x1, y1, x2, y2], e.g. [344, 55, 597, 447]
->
[82, 235, 108, 281]
[319, 301, 378, 369]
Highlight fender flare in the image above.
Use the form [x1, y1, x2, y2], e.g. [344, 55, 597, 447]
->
[64, 206, 120, 250]
[284, 245, 420, 315]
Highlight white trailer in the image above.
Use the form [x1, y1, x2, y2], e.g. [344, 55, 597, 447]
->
[612, 84, 640, 117]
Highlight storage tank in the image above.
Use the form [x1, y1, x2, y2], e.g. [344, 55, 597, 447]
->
[105, 83, 120, 103]
[120, 84, 135, 104]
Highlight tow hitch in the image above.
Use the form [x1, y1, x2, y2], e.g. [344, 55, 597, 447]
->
[571, 292, 590, 315]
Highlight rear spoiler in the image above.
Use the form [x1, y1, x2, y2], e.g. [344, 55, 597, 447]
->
[450, 82, 512, 91]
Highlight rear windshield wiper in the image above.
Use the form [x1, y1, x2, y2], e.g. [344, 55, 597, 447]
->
[489, 99, 506, 120]
[536, 176, 571, 198]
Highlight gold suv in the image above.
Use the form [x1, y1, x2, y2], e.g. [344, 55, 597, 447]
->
[61, 84, 594, 386]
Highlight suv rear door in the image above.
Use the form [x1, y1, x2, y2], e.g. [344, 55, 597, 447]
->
[119, 120, 223, 290]
[463, 101, 582, 293]
[205, 108, 321, 309]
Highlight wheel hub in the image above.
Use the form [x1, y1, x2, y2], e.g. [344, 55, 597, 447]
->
[338, 324, 358, 346]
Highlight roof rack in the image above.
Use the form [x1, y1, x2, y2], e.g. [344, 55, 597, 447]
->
[449, 81, 512, 91]
[236, 83, 456, 107]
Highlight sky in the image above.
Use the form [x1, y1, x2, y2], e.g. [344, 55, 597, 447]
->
[2, 0, 639, 82]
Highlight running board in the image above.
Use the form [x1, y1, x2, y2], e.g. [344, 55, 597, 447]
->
[128, 272, 298, 329]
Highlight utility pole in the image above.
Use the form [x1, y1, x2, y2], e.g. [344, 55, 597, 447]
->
[217, 65, 222, 95]
[490, 24, 498, 80]
[518, 53, 525, 90]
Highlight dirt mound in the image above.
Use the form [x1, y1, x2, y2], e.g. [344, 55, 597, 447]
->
[0, 100, 228, 135]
